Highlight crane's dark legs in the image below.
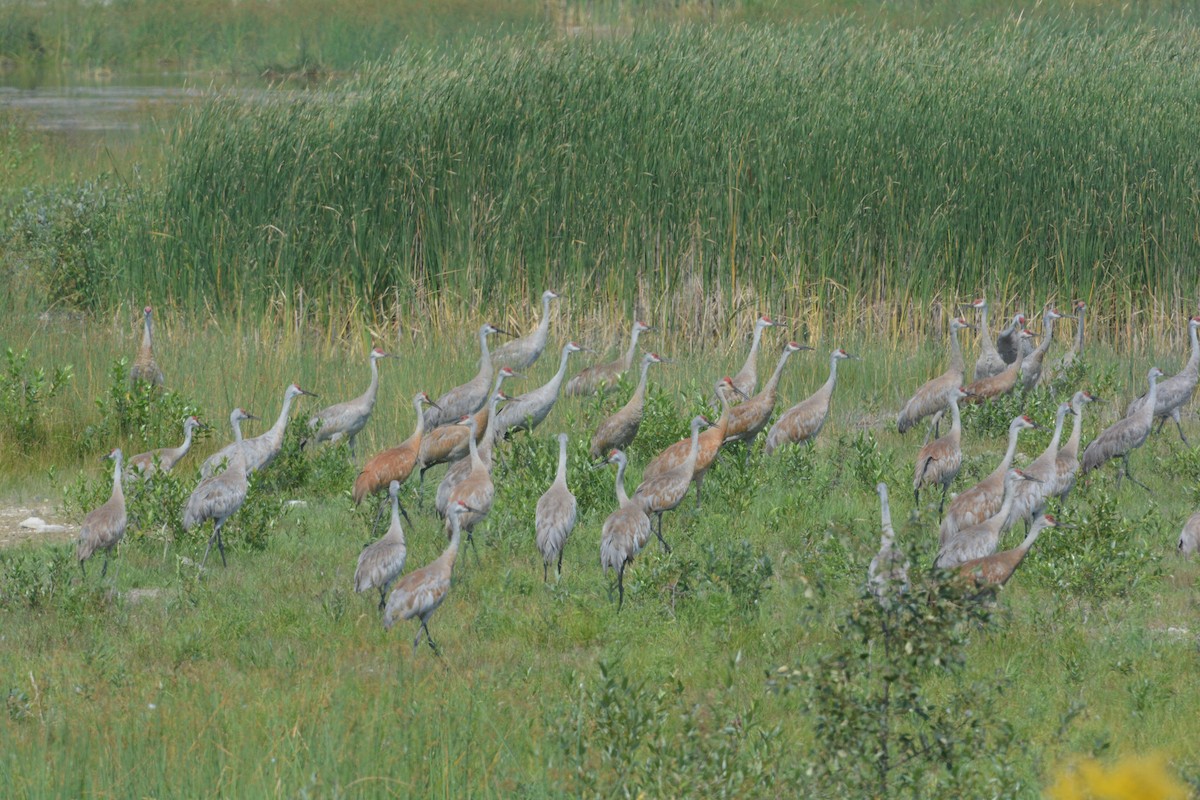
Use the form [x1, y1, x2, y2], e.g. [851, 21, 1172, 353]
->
[1155, 416, 1168, 435]
[423, 621, 439, 655]
[216, 526, 227, 567]
[79, 559, 86, 577]
[617, 563, 626, 611]
[556, 550, 563, 580]
[914, 487, 920, 506]
[370, 499, 387, 537]
[694, 478, 703, 511]
[939, 484, 949, 518]
[417, 468, 428, 506]
[1122, 454, 1149, 491]
[654, 512, 671, 553]
[1173, 410, 1188, 444]
[377, 587, 386, 611]
[543, 562, 548, 583]
[411, 629, 422, 656]
[101, 552, 110, 578]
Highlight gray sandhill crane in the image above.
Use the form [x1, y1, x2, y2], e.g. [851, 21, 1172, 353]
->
[446, 417, 495, 544]
[130, 305, 164, 386]
[1126, 316, 1200, 443]
[935, 468, 1039, 569]
[633, 415, 710, 551]
[127, 416, 201, 478]
[419, 369, 520, 488]
[536, 433, 577, 581]
[76, 448, 127, 578]
[1050, 390, 1099, 501]
[494, 342, 587, 437]
[964, 298, 1004, 381]
[492, 290, 561, 369]
[434, 390, 508, 519]
[305, 347, 394, 456]
[565, 319, 654, 397]
[201, 383, 316, 477]
[962, 329, 1035, 402]
[1047, 300, 1087, 380]
[641, 377, 747, 510]
[589, 352, 667, 459]
[424, 323, 509, 429]
[599, 449, 652, 610]
[183, 408, 257, 568]
[353, 393, 439, 523]
[354, 480, 407, 610]
[765, 348, 855, 454]
[995, 312, 1028, 367]
[384, 500, 474, 655]
[913, 387, 968, 516]
[1007, 401, 1074, 531]
[723, 341, 812, 453]
[868, 482, 909, 607]
[957, 513, 1057, 590]
[1179, 510, 1200, 555]
[730, 314, 779, 399]
[897, 317, 974, 435]
[940, 415, 1039, 545]
[1019, 307, 1067, 390]
[1082, 366, 1165, 489]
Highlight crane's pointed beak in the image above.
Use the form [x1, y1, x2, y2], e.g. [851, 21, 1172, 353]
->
[494, 328, 513, 337]
[428, 400, 443, 411]
[507, 372, 526, 380]
[245, 413, 260, 421]
[732, 385, 751, 401]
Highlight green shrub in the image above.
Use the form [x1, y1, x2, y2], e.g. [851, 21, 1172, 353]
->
[0, 347, 72, 445]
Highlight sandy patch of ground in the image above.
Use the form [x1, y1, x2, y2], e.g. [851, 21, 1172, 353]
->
[0, 504, 76, 549]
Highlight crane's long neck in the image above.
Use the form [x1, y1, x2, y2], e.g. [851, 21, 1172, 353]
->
[998, 424, 1022, 473]
[111, 453, 124, 502]
[478, 329, 494, 381]
[555, 438, 568, 485]
[764, 350, 792, 396]
[547, 347, 573, 395]
[1032, 314, 1056, 358]
[632, 360, 652, 405]
[536, 296, 552, 341]
[684, 421, 703, 471]
[267, 393, 295, 440]
[614, 459, 630, 505]
[1064, 404, 1085, 457]
[997, 476, 1021, 521]
[714, 391, 734, 436]
[741, 323, 765, 380]
[1142, 375, 1160, 421]
[388, 492, 403, 539]
[445, 514, 463, 566]
[1075, 307, 1085, 353]
[879, 490, 893, 545]
[624, 327, 642, 370]
[179, 425, 195, 455]
[979, 305, 994, 350]
[231, 416, 245, 443]
[1186, 324, 1200, 377]
[142, 315, 153, 350]
[824, 356, 841, 395]
[412, 397, 427, 441]
[1047, 410, 1067, 453]
[948, 324, 965, 374]
[948, 397, 962, 436]
[363, 356, 381, 409]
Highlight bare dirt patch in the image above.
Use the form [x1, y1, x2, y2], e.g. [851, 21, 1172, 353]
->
[0, 504, 76, 549]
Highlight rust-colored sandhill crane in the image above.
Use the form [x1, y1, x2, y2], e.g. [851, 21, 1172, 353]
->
[723, 341, 812, 453]
[383, 500, 474, 655]
[957, 513, 1057, 590]
[305, 347, 394, 456]
[127, 416, 201, 479]
[1179, 510, 1200, 556]
[1082, 366, 1165, 489]
[76, 448, 127, 579]
[1050, 390, 1098, 501]
[897, 317, 974, 435]
[352, 392, 440, 526]
[1019, 307, 1067, 390]
[589, 352, 667, 459]
[633, 415, 710, 552]
[494, 342, 588, 437]
[492, 289, 561, 369]
[935, 468, 1039, 569]
[995, 312, 1029, 367]
[183, 408, 257, 568]
[640, 377, 747, 510]
[940, 415, 1039, 545]
[419, 369, 520, 488]
[599, 449, 652, 610]
[868, 482, 910, 608]
[424, 323, 509, 429]
[565, 319, 654, 397]
[354, 480, 407, 610]
[445, 417, 495, 544]
[964, 298, 1005, 381]
[913, 387, 968, 516]
[765, 348, 854, 454]
[201, 383, 316, 477]
[730, 314, 779, 399]
[1047, 300, 1087, 381]
[1007, 401, 1074, 531]
[963, 330, 1035, 402]
[130, 305, 164, 387]
[1126, 316, 1200, 444]
[536, 433, 577, 581]
[434, 389, 508, 519]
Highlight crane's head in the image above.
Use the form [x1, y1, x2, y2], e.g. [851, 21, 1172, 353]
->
[1014, 312, 1027, 326]
[564, 341, 589, 355]
[143, 305, 153, 317]
[1019, 328, 1036, 340]
[388, 480, 402, 497]
[950, 317, 975, 331]
[1074, 299, 1086, 311]
[556, 432, 569, 446]
[494, 391, 513, 403]
[1009, 468, 1040, 484]
[605, 449, 627, 468]
[184, 415, 202, 431]
[1190, 316, 1200, 329]
[1073, 390, 1099, 407]
[784, 341, 813, 354]
[1149, 366, 1165, 380]
[876, 482, 888, 498]
[758, 314, 777, 328]
[416, 391, 441, 410]
[370, 347, 394, 360]
[1013, 415, 1040, 431]
[715, 376, 750, 401]
[1058, 401, 1076, 417]
[644, 352, 667, 365]
[1046, 307, 1066, 321]
[1037, 513, 1059, 530]
[101, 447, 122, 462]
[833, 348, 856, 360]
[497, 367, 524, 381]
[952, 386, 971, 401]
[482, 323, 510, 337]
[232, 408, 258, 423]
[691, 415, 713, 430]
[451, 500, 479, 516]
[286, 383, 317, 400]
[543, 289, 561, 301]
[961, 297, 987, 310]
[634, 320, 655, 334]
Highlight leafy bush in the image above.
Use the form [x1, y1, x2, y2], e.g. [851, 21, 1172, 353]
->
[0, 347, 72, 445]
[0, 545, 104, 612]
[81, 357, 205, 453]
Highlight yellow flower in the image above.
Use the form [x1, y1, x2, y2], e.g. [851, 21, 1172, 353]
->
[1046, 754, 1189, 800]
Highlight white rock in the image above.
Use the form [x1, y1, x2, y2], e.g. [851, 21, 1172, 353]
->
[18, 517, 67, 533]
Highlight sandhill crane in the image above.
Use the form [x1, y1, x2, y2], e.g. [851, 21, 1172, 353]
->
[565, 320, 654, 397]
[1126, 316, 1200, 444]
[354, 480, 407, 610]
[434, 389, 508, 519]
[868, 482, 909, 607]
[127, 416, 201, 478]
[935, 468, 1040, 569]
[723, 341, 812, 453]
[494, 342, 587, 437]
[384, 500, 474, 655]
[965, 298, 1005, 381]
[633, 415, 710, 551]
[963, 330, 1035, 402]
[1007, 401, 1074, 531]
[940, 415, 1039, 545]
[913, 387, 968, 516]
[897, 317, 974, 435]
[765, 348, 854, 454]
[1020, 307, 1067, 391]
[730, 314, 778, 399]
[76, 448, 127, 579]
[130, 305, 164, 387]
[1179, 510, 1200, 555]
[492, 290, 561, 369]
[304, 347, 394, 456]
[353, 393, 440, 521]
[1051, 390, 1099, 501]
[446, 417, 495, 544]
[536, 433, 577, 581]
[957, 513, 1057, 590]
[1082, 366, 1165, 489]
[419, 369, 520, 488]
[995, 312, 1028, 367]
[589, 352, 667, 459]
[1047, 300, 1087, 380]
[641, 377, 747, 510]
[201, 383, 316, 477]
[183, 408, 257, 568]
[599, 449, 652, 610]
[424, 323, 509, 429]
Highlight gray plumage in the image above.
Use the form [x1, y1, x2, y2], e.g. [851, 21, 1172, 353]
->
[201, 384, 315, 477]
[536, 434, 577, 581]
[424, 323, 508, 429]
[1020, 307, 1067, 391]
[130, 305, 164, 387]
[995, 312, 1028, 367]
[1046, 300, 1086, 380]
[936, 469, 1039, 569]
[434, 390, 507, 518]
[76, 448, 127, 578]
[184, 408, 256, 568]
[730, 315, 778, 399]
[355, 480, 407, 610]
[494, 342, 584, 436]
[445, 417, 494, 538]
[565, 320, 653, 397]
[966, 298, 1006, 382]
[1082, 366, 1164, 488]
[868, 482, 909, 607]
[913, 387, 967, 517]
[897, 317, 973, 434]
[600, 450, 651, 610]
[306, 347, 393, 455]
[723, 341, 811, 448]
[419, 369, 518, 479]
[766, 349, 853, 454]
[1179, 510, 1200, 556]
[1006, 402, 1073, 530]
[940, 415, 1038, 545]
[589, 352, 665, 459]
[1126, 317, 1200, 443]
[1051, 390, 1098, 500]
[634, 415, 709, 551]
[491, 290, 561, 369]
[127, 416, 201, 478]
